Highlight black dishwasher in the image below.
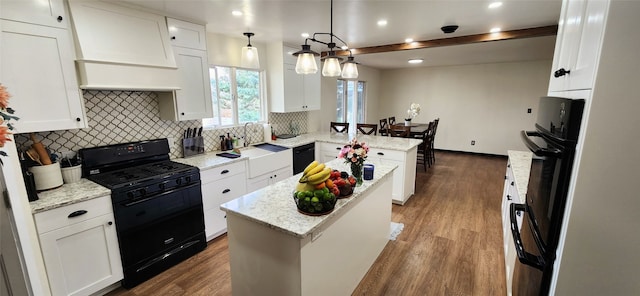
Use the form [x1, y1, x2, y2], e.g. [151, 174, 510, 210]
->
[293, 143, 315, 175]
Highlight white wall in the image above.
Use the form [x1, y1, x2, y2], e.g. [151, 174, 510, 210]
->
[377, 60, 552, 155]
[308, 64, 382, 132]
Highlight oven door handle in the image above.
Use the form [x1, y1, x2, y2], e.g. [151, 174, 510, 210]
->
[520, 131, 562, 157]
[510, 203, 545, 270]
[122, 183, 200, 207]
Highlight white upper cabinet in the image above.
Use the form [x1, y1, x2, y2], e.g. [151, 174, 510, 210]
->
[548, 0, 609, 92]
[158, 19, 213, 121]
[0, 0, 68, 28]
[1, 7, 87, 133]
[167, 17, 207, 50]
[267, 43, 321, 112]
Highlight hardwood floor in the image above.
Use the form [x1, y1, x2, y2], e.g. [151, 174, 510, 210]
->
[106, 151, 508, 296]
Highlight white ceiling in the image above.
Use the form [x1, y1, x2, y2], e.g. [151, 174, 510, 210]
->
[121, 0, 562, 69]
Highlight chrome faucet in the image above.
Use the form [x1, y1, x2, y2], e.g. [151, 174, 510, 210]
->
[244, 122, 254, 147]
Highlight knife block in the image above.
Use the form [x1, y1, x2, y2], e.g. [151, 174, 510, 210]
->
[182, 136, 205, 158]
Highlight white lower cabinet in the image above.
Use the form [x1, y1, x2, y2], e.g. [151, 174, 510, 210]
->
[201, 161, 247, 240]
[246, 166, 292, 193]
[34, 196, 122, 296]
[316, 142, 342, 164]
[501, 157, 525, 296]
[368, 147, 417, 205]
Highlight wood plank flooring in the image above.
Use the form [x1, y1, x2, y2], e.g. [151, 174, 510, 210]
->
[106, 151, 508, 296]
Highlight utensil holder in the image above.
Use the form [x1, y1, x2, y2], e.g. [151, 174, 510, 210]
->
[61, 165, 82, 184]
[183, 136, 205, 157]
[28, 162, 63, 191]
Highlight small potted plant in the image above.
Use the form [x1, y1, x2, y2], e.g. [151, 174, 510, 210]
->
[405, 103, 421, 126]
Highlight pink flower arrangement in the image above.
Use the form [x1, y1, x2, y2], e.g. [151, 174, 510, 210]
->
[338, 138, 369, 165]
[0, 84, 19, 164]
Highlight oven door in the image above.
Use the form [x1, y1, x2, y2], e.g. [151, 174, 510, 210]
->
[510, 203, 545, 296]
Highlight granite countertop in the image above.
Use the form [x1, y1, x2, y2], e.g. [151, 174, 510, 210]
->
[220, 157, 397, 239]
[508, 150, 533, 198]
[272, 131, 422, 151]
[173, 151, 248, 171]
[30, 179, 111, 214]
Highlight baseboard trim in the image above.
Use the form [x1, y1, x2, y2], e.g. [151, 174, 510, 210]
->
[434, 149, 508, 159]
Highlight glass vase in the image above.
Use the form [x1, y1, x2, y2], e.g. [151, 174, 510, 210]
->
[350, 162, 364, 187]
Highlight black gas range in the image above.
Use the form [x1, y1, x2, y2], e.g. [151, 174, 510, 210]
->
[80, 139, 206, 289]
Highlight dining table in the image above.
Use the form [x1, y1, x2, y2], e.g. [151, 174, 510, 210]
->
[381, 123, 430, 138]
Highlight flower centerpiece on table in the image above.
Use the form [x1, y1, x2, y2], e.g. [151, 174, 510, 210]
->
[338, 138, 369, 186]
[0, 84, 19, 165]
[405, 103, 421, 124]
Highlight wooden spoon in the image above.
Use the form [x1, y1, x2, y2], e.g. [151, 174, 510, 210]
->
[30, 133, 52, 165]
[26, 148, 43, 166]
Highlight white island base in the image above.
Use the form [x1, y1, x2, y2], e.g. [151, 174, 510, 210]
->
[225, 173, 392, 296]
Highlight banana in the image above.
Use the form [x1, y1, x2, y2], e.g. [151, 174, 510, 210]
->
[307, 167, 331, 185]
[305, 163, 325, 177]
[303, 160, 319, 175]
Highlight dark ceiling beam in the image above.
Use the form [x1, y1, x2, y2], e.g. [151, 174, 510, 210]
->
[323, 25, 558, 57]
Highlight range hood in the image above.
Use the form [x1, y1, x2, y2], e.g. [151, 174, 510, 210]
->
[67, 0, 179, 91]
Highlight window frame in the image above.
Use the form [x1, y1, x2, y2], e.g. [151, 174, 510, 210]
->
[203, 65, 267, 129]
[336, 79, 367, 133]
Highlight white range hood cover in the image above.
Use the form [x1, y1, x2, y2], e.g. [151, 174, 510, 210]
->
[68, 0, 180, 91]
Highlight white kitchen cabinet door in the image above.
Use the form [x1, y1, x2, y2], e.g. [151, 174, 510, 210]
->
[0, 0, 68, 28]
[159, 47, 213, 121]
[368, 147, 416, 205]
[39, 213, 122, 296]
[268, 43, 321, 112]
[166, 17, 207, 50]
[201, 162, 247, 240]
[0, 20, 87, 133]
[246, 166, 293, 193]
[316, 142, 342, 164]
[548, 0, 609, 92]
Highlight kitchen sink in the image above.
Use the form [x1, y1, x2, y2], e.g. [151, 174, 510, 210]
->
[241, 146, 292, 178]
[252, 143, 289, 152]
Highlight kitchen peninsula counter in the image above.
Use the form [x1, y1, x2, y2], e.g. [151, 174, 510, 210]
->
[271, 131, 422, 151]
[220, 157, 396, 295]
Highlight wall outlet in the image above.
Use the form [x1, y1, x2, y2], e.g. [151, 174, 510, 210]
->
[527, 108, 532, 113]
[167, 137, 175, 147]
[471, 140, 476, 146]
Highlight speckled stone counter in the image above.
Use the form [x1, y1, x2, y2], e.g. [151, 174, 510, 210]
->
[271, 131, 422, 151]
[30, 179, 111, 214]
[221, 157, 397, 238]
[508, 150, 533, 197]
[173, 151, 247, 171]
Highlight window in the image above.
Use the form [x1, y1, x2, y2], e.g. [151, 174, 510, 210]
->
[336, 79, 366, 133]
[203, 66, 265, 127]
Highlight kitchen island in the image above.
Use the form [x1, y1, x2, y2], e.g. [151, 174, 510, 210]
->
[220, 158, 397, 296]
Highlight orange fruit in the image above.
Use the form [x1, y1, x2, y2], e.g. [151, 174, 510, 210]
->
[325, 179, 334, 188]
[315, 182, 326, 190]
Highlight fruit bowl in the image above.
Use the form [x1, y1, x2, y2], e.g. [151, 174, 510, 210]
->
[293, 188, 337, 216]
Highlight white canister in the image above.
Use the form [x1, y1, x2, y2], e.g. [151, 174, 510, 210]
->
[60, 165, 82, 184]
[28, 162, 64, 191]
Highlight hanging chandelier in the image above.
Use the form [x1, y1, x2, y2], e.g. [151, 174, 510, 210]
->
[241, 32, 260, 69]
[293, 0, 359, 79]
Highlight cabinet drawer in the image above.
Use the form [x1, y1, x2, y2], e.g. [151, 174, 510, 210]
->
[34, 195, 113, 234]
[202, 173, 247, 211]
[201, 161, 247, 183]
[166, 17, 207, 50]
[368, 148, 405, 161]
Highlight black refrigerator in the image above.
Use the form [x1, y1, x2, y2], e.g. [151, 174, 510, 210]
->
[511, 96, 585, 295]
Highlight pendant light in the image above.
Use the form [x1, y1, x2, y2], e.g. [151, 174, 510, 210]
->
[341, 53, 359, 79]
[293, 0, 358, 78]
[241, 32, 260, 69]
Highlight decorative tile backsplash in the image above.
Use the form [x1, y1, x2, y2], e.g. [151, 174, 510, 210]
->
[13, 90, 304, 159]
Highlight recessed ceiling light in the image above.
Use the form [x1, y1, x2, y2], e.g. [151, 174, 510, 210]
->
[488, 2, 503, 9]
[377, 19, 388, 27]
[301, 32, 309, 38]
[490, 27, 502, 33]
[405, 38, 413, 43]
[408, 59, 423, 64]
[232, 10, 242, 16]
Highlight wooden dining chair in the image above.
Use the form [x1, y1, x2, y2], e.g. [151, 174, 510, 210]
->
[379, 118, 389, 136]
[356, 123, 377, 135]
[330, 122, 349, 133]
[388, 116, 396, 126]
[388, 124, 410, 138]
[430, 118, 440, 164]
[416, 121, 434, 171]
